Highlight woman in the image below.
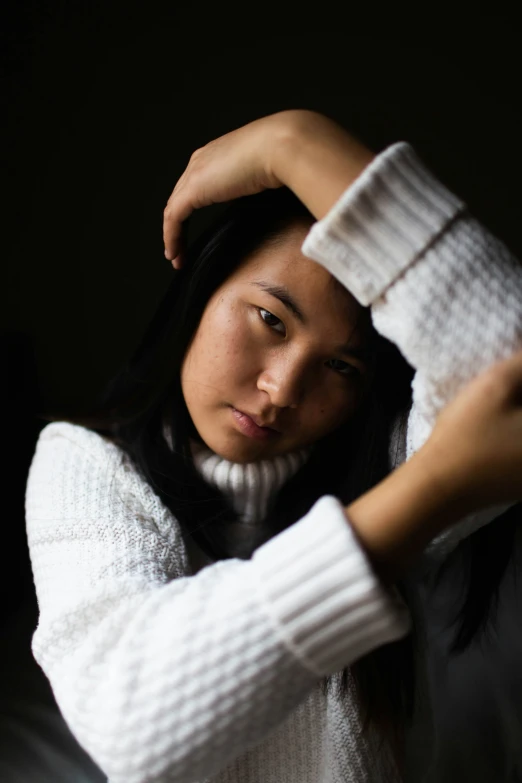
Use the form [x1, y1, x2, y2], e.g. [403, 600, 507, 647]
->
[26, 109, 522, 782]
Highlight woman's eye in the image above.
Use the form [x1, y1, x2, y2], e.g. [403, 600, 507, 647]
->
[258, 308, 286, 334]
[327, 358, 358, 377]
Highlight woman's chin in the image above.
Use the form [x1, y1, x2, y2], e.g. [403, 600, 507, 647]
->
[211, 439, 273, 464]
[200, 431, 287, 464]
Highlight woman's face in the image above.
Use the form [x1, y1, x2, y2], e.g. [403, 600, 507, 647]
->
[181, 221, 373, 463]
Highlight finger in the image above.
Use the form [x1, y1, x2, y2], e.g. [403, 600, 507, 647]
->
[163, 187, 195, 261]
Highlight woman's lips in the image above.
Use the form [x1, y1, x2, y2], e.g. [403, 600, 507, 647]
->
[231, 408, 280, 440]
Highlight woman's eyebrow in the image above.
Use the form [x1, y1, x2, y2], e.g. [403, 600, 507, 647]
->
[251, 281, 306, 323]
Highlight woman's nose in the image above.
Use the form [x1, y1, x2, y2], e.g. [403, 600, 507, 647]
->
[256, 359, 306, 409]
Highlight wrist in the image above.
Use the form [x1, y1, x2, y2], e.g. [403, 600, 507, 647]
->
[344, 447, 465, 583]
[269, 111, 376, 220]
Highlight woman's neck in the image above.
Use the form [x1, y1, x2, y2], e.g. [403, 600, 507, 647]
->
[190, 439, 311, 523]
[161, 420, 310, 523]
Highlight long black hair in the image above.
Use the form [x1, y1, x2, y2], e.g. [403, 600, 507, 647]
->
[40, 186, 520, 776]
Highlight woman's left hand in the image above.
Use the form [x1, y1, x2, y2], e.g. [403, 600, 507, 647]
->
[424, 348, 522, 514]
[163, 110, 375, 268]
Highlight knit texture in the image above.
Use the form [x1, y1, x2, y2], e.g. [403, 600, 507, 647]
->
[189, 435, 310, 524]
[26, 141, 522, 782]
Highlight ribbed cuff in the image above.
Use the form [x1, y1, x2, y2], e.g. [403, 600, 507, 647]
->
[250, 495, 411, 678]
[301, 141, 466, 306]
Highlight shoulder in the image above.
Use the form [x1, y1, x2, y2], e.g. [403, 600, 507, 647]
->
[28, 421, 129, 500]
[34, 420, 121, 460]
[26, 421, 175, 537]
[27, 422, 191, 591]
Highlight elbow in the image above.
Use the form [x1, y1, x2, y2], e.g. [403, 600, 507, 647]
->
[32, 658, 191, 782]
[56, 707, 197, 783]
[53, 696, 199, 783]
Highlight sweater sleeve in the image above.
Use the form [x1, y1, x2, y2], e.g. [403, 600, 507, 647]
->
[301, 141, 522, 558]
[26, 421, 410, 783]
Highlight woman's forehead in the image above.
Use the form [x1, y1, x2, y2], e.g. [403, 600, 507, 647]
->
[239, 243, 364, 322]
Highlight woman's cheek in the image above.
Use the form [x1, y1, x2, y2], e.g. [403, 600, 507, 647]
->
[208, 305, 259, 378]
[311, 392, 356, 435]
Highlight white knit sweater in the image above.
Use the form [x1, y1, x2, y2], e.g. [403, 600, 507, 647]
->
[25, 142, 522, 783]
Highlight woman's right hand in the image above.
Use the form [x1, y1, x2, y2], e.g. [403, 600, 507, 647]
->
[163, 110, 375, 268]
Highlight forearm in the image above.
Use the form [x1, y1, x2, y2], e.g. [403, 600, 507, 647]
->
[270, 111, 376, 220]
[344, 447, 469, 585]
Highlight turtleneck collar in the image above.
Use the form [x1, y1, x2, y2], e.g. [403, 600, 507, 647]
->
[162, 422, 311, 524]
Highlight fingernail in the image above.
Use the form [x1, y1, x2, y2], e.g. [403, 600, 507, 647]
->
[164, 249, 171, 260]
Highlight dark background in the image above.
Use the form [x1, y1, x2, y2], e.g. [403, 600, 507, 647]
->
[4, 6, 522, 412]
[2, 4, 522, 781]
